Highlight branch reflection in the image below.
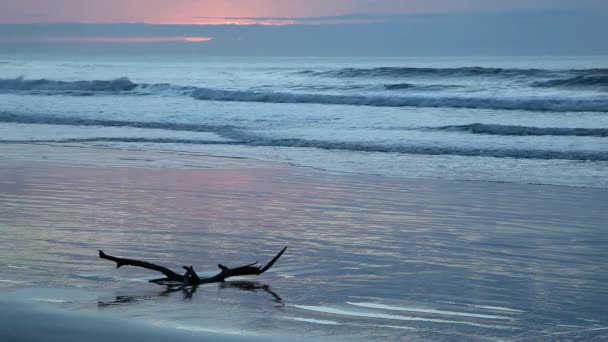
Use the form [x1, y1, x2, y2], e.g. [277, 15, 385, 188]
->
[97, 280, 283, 307]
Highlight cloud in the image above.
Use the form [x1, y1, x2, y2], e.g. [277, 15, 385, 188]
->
[191, 13, 401, 25]
[1, 9, 606, 56]
[0, 35, 212, 43]
[1, 0, 606, 24]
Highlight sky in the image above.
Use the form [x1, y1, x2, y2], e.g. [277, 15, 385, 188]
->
[1, 0, 607, 24]
[1, 0, 607, 55]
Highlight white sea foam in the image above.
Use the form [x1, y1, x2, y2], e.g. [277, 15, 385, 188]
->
[32, 298, 71, 303]
[152, 321, 252, 336]
[468, 305, 525, 313]
[292, 305, 516, 330]
[370, 324, 418, 331]
[7, 265, 30, 269]
[346, 302, 512, 320]
[283, 316, 343, 325]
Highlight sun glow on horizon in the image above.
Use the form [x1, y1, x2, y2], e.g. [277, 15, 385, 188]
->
[180, 36, 213, 42]
[189, 18, 297, 26]
[2, 0, 604, 26]
[0, 0, 393, 26]
[186, 17, 375, 26]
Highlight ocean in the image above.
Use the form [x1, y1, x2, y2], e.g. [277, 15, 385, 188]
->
[1, 55, 607, 341]
[1, 55, 607, 188]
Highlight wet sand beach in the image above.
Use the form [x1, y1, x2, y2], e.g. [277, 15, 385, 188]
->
[0, 144, 607, 341]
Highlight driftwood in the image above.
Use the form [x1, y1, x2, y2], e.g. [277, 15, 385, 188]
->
[99, 247, 287, 285]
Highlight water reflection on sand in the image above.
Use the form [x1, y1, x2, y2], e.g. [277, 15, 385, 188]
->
[0, 148, 607, 341]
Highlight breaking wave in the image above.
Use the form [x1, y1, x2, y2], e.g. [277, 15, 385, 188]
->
[436, 123, 608, 137]
[6, 136, 607, 162]
[1, 113, 606, 162]
[0, 112, 235, 133]
[532, 75, 608, 90]
[238, 139, 608, 162]
[0, 77, 198, 96]
[191, 88, 608, 112]
[3, 77, 608, 112]
[273, 82, 461, 92]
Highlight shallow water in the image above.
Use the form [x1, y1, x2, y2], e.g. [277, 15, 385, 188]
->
[1, 148, 606, 341]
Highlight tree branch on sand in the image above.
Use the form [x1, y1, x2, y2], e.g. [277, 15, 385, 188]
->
[98, 247, 287, 285]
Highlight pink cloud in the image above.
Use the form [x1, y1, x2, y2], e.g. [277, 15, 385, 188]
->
[0, 36, 213, 43]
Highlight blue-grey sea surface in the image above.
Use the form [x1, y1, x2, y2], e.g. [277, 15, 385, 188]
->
[1, 55, 607, 188]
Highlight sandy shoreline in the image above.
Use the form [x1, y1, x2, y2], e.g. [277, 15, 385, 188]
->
[0, 295, 290, 342]
[1, 143, 607, 341]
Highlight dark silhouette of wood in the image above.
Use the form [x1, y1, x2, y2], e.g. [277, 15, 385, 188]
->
[98, 280, 283, 306]
[99, 247, 287, 285]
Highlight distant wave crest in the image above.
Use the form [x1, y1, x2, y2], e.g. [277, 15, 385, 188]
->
[297, 67, 608, 78]
[298, 67, 547, 78]
[0, 77, 138, 92]
[436, 123, 608, 137]
[3, 77, 608, 112]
